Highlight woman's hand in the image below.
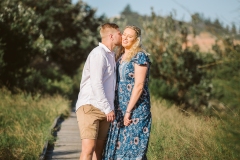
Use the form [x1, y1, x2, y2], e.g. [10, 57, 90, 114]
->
[124, 113, 132, 126]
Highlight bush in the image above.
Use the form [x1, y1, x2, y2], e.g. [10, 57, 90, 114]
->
[143, 11, 212, 111]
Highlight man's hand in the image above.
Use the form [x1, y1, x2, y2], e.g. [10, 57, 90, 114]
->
[106, 111, 115, 122]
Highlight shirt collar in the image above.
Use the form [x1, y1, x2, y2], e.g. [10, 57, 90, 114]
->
[99, 42, 111, 53]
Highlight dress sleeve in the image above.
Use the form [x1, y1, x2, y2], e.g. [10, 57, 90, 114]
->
[132, 52, 151, 66]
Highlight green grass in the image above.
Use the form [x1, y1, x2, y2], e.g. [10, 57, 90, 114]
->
[147, 97, 238, 160]
[0, 88, 70, 160]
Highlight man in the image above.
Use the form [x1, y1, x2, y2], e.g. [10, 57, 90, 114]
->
[75, 23, 122, 160]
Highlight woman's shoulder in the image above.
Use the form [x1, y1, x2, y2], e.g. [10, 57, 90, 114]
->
[135, 51, 149, 56]
[132, 51, 151, 65]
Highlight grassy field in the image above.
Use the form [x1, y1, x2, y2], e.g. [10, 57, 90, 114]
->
[147, 97, 238, 160]
[0, 87, 238, 160]
[0, 88, 70, 160]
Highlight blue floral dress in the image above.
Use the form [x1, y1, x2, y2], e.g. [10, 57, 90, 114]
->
[103, 52, 152, 160]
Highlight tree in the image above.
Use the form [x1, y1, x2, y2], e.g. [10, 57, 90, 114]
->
[231, 23, 237, 35]
[113, 4, 145, 28]
[142, 11, 212, 110]
[121, 4, 132, 15]
[213, 18, 223, 29]
[23, 0, 105, 75]
[0, 0, 43, 88]
[0, 0, 106, 94]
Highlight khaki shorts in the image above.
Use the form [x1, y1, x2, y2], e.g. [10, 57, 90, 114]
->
[76, 104, 110, 140]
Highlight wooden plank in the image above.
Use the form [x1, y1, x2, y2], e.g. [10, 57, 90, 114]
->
[45, 111, 81, 160]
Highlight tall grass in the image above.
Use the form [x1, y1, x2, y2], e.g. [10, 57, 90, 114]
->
[0, 88, 70, 160]
[147, 97, 237, 160]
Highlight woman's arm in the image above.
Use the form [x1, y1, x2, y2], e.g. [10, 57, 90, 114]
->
[124, 63, 148, 126]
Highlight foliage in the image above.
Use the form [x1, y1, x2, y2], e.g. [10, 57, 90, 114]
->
[207, 37, 240, 154]
[141, 11, 212, 111]
[191, 12, 239, 36]
[0, 0, 43, 88]
[110, 5, 239, 113]
[23, 0, 104, 75]
[0, 0, 105, 95]
[119, 4, 146, 28]
[0, 88, 70, 159]
[22, 66, 74, 96]
[202, 36, 240, 110]
[138, 10, 240, 153]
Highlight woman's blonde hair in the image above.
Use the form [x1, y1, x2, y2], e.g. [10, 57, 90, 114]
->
[116, 25, 147, 61]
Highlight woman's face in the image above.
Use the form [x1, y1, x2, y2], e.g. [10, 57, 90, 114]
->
[122, 28, 137, 49]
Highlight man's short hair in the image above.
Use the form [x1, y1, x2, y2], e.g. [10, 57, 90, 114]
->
[100, 23, 119, 38]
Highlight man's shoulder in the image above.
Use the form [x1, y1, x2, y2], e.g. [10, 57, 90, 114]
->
[90, 46, 107, 56]
[93, 45, 105, 52]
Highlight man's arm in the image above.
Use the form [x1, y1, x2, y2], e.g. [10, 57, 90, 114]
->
[89, 51, 114, 117]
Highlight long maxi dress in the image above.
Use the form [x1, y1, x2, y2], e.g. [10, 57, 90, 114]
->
[103, 52, 152, 160]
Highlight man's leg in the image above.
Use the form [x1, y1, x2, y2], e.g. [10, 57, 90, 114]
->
[77, 105, 109, 160]
[76, 105, 99, 160]
[80, 139, 96, 160]
[92, 115, 110, 160]
[92, 140, 106, 160]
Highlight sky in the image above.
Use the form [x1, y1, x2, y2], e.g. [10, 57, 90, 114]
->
[72, 0, 240, 28]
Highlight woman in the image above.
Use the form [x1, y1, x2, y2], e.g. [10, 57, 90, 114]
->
[103, 25, 151, 160]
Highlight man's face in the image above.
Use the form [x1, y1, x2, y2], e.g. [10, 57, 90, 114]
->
[112, 28, 122, 46]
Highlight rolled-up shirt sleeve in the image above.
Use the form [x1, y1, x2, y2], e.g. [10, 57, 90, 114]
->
[89, 52, 112, 114]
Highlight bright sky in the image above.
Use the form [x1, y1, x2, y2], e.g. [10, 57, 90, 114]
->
[72, 0, 240, 28]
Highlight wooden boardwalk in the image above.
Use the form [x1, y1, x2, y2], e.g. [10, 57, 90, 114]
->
[45, 111, 81, 160]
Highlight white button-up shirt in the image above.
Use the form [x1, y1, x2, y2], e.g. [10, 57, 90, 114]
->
[75, 42, 116, 114]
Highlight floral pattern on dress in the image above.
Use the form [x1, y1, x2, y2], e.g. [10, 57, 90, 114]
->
[103, 52, 152, 160]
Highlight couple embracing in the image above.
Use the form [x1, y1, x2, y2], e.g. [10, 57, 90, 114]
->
[75, 23, 151, 160]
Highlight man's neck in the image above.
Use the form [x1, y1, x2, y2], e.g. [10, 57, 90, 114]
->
[101, 41, 114, 52]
